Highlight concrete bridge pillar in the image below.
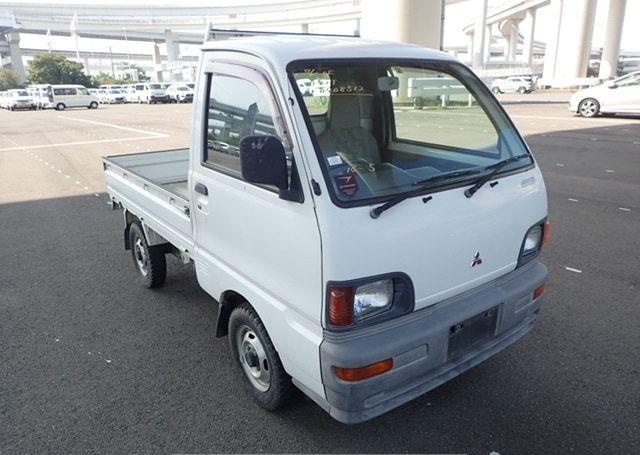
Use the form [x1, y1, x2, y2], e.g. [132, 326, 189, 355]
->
[164, 29, 179, 62]
[542, 0, 562, 81]
[471, 0, 488, 68]
[599, 0, 626, 79]
[153, 42, 163, 82]
[521, 9, 536, 66]
[7, 31, 25, 83]
[360, 0, 443, 49]
[553, 0, 597, 80]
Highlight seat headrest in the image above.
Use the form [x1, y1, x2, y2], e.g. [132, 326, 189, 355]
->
[329, 95, 361, 129]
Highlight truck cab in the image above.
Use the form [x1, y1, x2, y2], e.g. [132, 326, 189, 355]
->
[103, 32, 549, 424]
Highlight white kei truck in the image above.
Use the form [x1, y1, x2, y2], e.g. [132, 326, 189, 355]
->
[102, 29, 550, 424]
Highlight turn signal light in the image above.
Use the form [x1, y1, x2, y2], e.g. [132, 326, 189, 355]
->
[533, 284, 545, 300]
[335, 358, 394, 382]
[543, 221, 551, 246]
[329, 286, 354, 326]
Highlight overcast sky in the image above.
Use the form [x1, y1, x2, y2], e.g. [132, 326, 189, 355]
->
[6, 0, 640, 56]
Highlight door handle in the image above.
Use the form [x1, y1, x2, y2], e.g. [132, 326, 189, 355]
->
[194, 183, 208, 196]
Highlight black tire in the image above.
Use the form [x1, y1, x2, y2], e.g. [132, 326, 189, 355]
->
[492, 86, 501, 94]
[128, 223, 166, 288]
[517, 86, 527, 94]
[228, 302, 293, 411]
[578, 98, 600, 118]
[56, 103, 66, 111]
[89, 101, 98, 109]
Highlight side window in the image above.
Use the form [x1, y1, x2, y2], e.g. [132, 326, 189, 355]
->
[67, 88, 77, 95]
[53, 88, 64, 96]
[616, 74, 640, 87]
[204, 73, 287, 177]
[77, 88, 88, 95]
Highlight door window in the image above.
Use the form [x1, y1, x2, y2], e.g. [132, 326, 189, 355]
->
[77, 87, 89, 95]
[204, 72, 288, 177]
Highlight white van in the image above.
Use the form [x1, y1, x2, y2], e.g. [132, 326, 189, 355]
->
[103, 33, 550, 424]
[50, 85, 99, 110]
[134, 82, 169, 104]
[27, 84, 54, 109]
[122, 84, 137, 103]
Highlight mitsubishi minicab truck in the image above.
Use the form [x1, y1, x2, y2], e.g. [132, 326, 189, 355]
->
[102, 29, 550, 424]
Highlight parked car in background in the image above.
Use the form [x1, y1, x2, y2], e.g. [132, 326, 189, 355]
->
[491, 76, 535, 94]
[101, 89, 126, 104]
[29, 85, 54, 109]
[165, 84, 194, 103]
[0, 91, 8, 109]
[50, 85, 99, 110]
[135, 83, 169, 104]
[569, 71, 640, 117]
[123, 84, 137, 103]
[5, 89, 36, 110]
[100, 84, 124, 92]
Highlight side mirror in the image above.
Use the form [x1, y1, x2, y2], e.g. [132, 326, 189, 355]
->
[607, 82, 618, 89]
[240, 134, 289, 193]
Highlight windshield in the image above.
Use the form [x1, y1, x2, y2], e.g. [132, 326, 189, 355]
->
[289, 60, 531, 204]
[11, 90, 29, 97]
[109, 89, 122, 94]
[149, 84, 162, 89]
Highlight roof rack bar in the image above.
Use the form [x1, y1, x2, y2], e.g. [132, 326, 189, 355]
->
[204, 26, 359, 42]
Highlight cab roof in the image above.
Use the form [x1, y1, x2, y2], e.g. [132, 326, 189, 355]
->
[202, 35, 456, 68]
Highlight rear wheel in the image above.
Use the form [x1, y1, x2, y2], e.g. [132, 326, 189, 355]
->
[56, 103, 66, 111]
[229, 303, 293, 410]
[517, 86, 527, 94]
[89, 101, 98, 109]
[128, 223, 166, 288]
[492, 86, 502, 94]
[578, 98, 600, 117]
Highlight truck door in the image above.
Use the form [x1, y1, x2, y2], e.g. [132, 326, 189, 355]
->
[190, 61, 324, 396]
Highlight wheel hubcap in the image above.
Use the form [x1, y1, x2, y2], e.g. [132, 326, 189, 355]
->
[581, 101, 596, 116]
[133, 238, 149, 276]
[236, 325, 270, 392]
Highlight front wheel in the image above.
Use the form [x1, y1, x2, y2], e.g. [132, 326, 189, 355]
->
[578, 98, 600, 117]
[229, 303, 293, 411]
[89, 101, 98, 109]
[128, 223, 166, 288]
[492, 86, 502, 94]
[517, 86, 527, 94]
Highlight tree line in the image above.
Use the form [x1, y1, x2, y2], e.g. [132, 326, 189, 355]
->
[0, 52, 149, 91]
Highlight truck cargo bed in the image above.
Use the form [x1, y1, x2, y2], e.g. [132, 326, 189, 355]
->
[103, 148, 193, 257]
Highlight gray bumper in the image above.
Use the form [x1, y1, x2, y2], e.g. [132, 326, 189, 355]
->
[318, 260, 548, 424]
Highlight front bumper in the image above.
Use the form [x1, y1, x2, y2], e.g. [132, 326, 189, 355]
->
[318, 260, 548, 424]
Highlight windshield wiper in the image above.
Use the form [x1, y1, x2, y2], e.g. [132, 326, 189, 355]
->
[464, 153, 531, 198]
[370, 168, 482, 219]
[413, 168, 483, 187]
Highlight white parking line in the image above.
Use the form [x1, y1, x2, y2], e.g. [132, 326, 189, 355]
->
[57, 116, 169, 138]
[565, 267, 583, 274]
[0, 135, 165, 152]
[619, 207, 631, 212]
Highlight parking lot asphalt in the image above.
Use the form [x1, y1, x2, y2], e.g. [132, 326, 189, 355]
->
[1, 98, 639, 454]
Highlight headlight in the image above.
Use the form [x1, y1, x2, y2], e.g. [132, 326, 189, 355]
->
[327, 274, 414, 329]
[354, 279, 393, 321]
[519, 221, 550, 266]
[523, 224, 543, 255]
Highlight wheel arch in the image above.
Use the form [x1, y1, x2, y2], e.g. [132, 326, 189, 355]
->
[215, 289, 250, 337]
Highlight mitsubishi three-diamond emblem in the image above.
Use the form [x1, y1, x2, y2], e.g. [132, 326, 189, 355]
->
[471, 251, 483, 267]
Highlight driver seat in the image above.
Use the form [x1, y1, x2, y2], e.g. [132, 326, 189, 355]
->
[317, 94, 380, 165]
